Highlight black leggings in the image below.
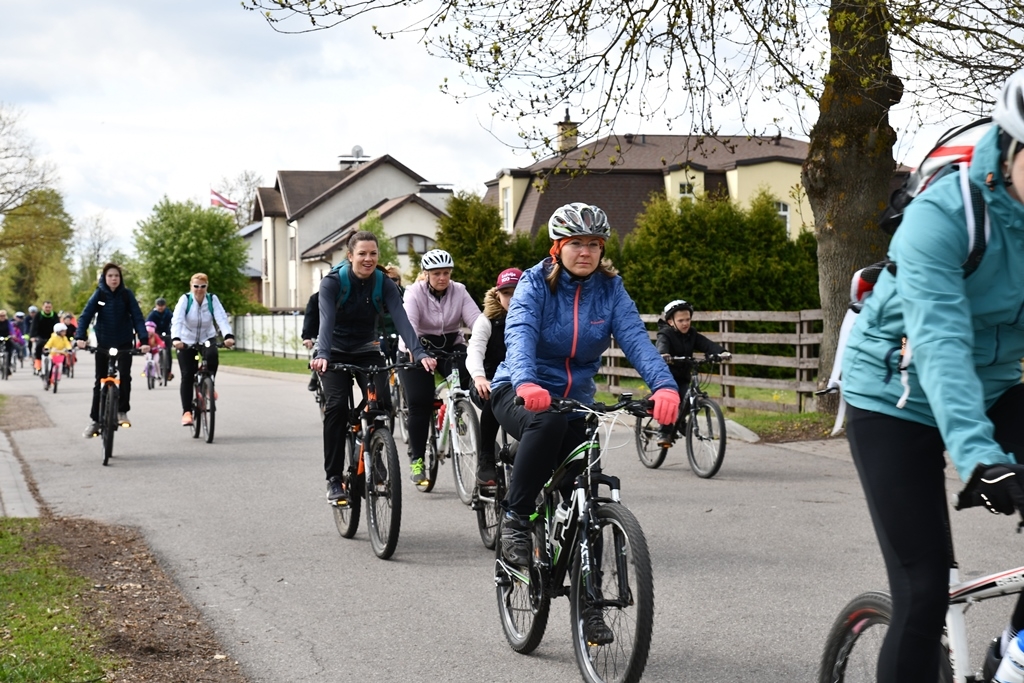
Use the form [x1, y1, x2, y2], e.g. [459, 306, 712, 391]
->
[90, 348, 134, 421]
[846, 383, 1024, 683]
[399, 345, 470, 461]
[321, 351, 391, 480]
[177, 344, 220, 413]
[490, 383, 589, 516]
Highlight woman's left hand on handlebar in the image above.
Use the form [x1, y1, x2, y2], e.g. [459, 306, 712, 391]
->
[651, 388, 681, 425]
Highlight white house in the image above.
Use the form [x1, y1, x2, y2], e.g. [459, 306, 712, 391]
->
[253, 154, 452, 309]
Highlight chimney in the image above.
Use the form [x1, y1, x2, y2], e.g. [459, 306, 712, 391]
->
[624, 133, 635, 145]
[557, 109, 578, 152]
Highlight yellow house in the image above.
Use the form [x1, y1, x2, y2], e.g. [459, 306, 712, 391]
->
[484, 131, 813, 239]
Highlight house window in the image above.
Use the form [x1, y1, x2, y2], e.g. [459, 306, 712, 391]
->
[394, 234, 437, 255]
[289, 236, 296, 261]
[502, 187, 512, 232]
[775, 201, 791, 237]
[679, 183, 695, 202]
[262, 238, 268, 277]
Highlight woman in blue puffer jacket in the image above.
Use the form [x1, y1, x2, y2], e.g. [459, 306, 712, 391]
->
[840, 69, 1024, 681]
[489, 202, 679, 574]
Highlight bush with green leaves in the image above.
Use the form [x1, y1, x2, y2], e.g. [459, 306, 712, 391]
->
[133, 198, 254, 314]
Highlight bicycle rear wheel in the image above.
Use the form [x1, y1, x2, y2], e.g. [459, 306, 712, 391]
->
[633, 416, 668, 469]
[451, 398, 480, 505]
[191, 381, 203, 439]
[102, 386, 118, 466]
[685, 396, 726, 478]
[817, 591, 952, 683]
[366, 427, 402, 559]
[202, 376, 216, 443]
[495, 518, 550, 654]
[570, 503, 654, 683]
[390, 373, 408, 443]
[333, 469, 362, 539]
[417, 418, 440, 493]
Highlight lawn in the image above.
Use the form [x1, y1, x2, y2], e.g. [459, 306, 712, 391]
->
[217, 349, 310, 375]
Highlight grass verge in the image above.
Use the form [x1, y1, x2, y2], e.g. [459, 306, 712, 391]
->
[0, 518, 113, 682]
[217, 349, 310, 375]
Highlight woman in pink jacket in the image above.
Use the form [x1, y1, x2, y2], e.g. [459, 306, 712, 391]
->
[400, 249, 482, 484]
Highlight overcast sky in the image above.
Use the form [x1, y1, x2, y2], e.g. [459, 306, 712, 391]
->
[1, 2, 983, 254]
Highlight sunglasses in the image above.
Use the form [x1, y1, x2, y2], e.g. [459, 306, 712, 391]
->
[192, 284, 208, 289]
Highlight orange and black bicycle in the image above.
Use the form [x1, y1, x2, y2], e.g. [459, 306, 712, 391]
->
[88, 346, 144, 466]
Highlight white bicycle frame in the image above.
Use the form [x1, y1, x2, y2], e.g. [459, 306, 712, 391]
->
[946, 563, 1024, 681]
[435, 363, 471, 457]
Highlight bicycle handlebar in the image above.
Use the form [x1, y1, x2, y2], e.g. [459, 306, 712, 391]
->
[425, 348, 467, 361]
[666, 355, 729, 367]
[514, 394, 654, 418]
[327, 360, 418, 375]
[85, 346, 145, 356]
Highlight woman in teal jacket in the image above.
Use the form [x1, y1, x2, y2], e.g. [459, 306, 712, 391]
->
[489, 203, 679, 584]
[841, 70, 1024, 681]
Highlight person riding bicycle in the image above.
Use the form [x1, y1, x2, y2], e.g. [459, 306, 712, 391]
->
[840, 69, 1024, 683]
[29, 301, 59, 375]
[170, 273, 235, 427]
[60, 313, 77, 341]
[0, 310, 16, 371]
[656, 299, 731, 445]
[42, 321, 74, 360]
[141, 320, 166, 352]
[147, 297, 174, 381]
[489, 203, 679, 575]
[467, 267, 522, 486]
[9, 314, 26, 367]
[301, 291, 320, 392]
[310, 230, 435, 504]
[75, 263, 151, 436]
[399, 248, 482, 484]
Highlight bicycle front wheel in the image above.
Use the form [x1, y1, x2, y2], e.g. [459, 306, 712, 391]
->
[50, 366, 60, 394]
[817, 591, 952, 683]
[102, 386, 118, 466]
[685, 397, 726, 478]
[451, 398, 480, 505]
[147, 366, 155, 390]
[202, 376, 216, 443]
[495, 518, 550, 654]
[390, 373, 408, 443]
[191, 381, 203, 439]
[633, 416, 668, 469]
[570, 503, 654, 683]
[366, 427, 402, 560]
[418, 418, 440, 493]
[476, 464, 503, 549]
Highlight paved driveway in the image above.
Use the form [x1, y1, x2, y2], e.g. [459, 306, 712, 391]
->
[2, 352, 1021, 681]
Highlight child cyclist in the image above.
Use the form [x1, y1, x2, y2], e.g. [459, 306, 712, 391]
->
[656, 299, 731, 444]
[466, 267, 522, 485]
[139, 321, 166, 379]
[42, 322, 74, 386]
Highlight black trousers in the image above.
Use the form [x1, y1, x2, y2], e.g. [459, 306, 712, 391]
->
[321, 351, 391, 480]
[90, 348, 134, 421]
[846, 383, 1024, 683]
[490, 382, 589, 515]
[177, 344, 220, 412]
[399, 344, 470, 461]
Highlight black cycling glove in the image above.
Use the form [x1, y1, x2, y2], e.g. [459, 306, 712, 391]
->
[957, 463, 1024, 515]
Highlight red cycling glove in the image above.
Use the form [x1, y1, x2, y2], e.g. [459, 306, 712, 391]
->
[516, 383, 552, 412]
[651, 388, 681, 426]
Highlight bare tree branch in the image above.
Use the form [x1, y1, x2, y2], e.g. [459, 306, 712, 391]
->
[0, 103, 56, 217]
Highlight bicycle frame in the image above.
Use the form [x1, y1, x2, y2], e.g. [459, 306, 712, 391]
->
[435, 362, 472, 457]
[943, 563, 1024, 681]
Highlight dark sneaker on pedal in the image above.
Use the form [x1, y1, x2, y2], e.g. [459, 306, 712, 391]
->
[326, 477, 347, 504]
[82, 422, 100, 438]
[500, 511, 532, 566]
[657, 426, 674, 448]
[983, 637, 1002, 682]
[583, 606, 615, 646]
[409, 458, 427, 484]
[307, 375, 318, 392]
[476, 462, 497, 486]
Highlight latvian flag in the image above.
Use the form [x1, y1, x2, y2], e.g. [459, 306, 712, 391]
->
[211, 189, 239, 212]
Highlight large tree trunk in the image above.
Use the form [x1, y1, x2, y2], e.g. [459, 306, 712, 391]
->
[802, 0, 902, 415]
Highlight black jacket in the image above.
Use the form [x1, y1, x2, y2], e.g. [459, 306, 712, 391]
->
[655, 320, 724, 387]
[30, 311, 59, 340]
[77, 278, 149, 348]
[147, 307, 173, 336]
[301, 292, 319, 341]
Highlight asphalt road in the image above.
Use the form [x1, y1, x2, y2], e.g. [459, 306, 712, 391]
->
[4, 351, 1024, 682]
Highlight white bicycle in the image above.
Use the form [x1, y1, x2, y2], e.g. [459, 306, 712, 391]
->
[819, 497, 1024, 682]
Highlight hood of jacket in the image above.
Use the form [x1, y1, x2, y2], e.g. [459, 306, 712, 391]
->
[482, 287, 505, 320]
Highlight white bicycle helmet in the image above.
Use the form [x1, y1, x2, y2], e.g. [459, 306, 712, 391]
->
[662, 299, 694, 319]
[993, 68, 1024, 145]
[420, 249, 454, 271]
[548, 203, 612, 240]
[54, 323, 67, 334]
[28, 305, 38, 314]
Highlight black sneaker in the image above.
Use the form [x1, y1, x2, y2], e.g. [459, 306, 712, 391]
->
[657, 426, 674, 448]
[983, 637, 1002, 682]
[500, 511, 532, 566]
[476, 461, 497, 486]
[307, 374, 318, 392]
[583, 606, 615, 646]
[326, 477, 347, 504]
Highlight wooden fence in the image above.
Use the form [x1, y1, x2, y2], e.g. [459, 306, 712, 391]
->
[232, 308, 825, 413]
[599, 310, 823, 413]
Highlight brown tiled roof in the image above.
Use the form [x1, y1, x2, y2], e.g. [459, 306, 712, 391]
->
[521, 134, 808, 174]
[301, 194, 446, 261]
[254, 155, 431, 222]
[253, 187, 286, 220]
